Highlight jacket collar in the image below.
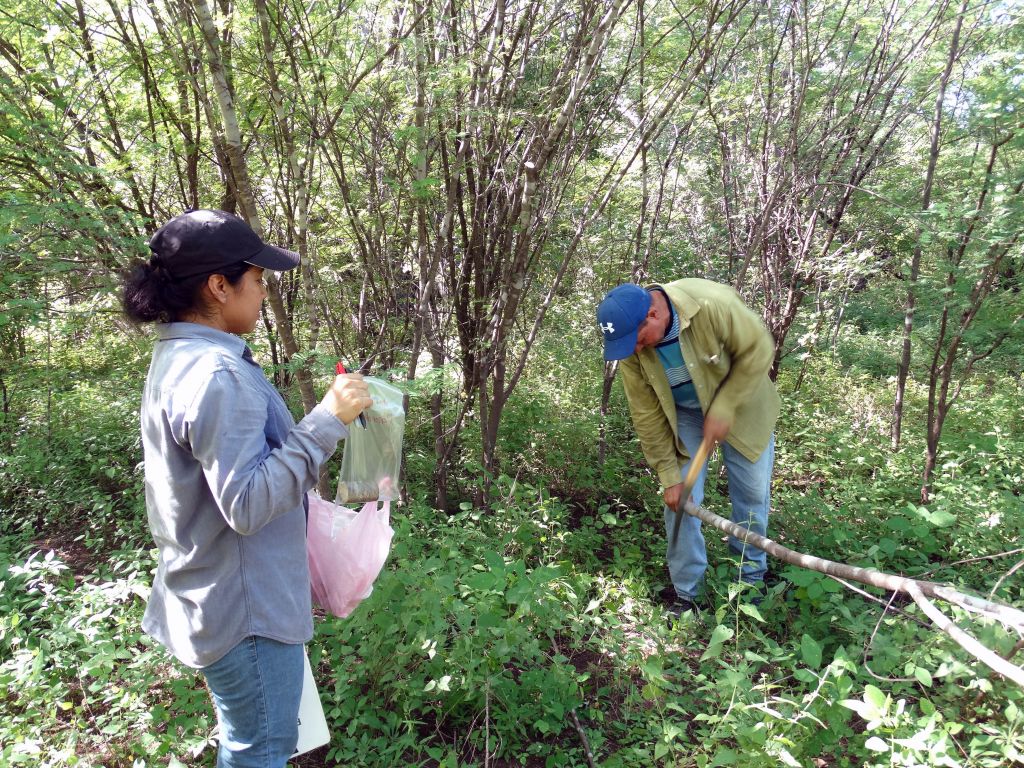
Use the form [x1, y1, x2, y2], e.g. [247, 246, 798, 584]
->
[648, 283, 702, 330]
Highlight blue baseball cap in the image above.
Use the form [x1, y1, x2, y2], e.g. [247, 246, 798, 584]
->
[597, 284, 651, 360]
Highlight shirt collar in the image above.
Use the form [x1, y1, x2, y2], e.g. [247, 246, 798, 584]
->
[648, 282, 701, 329]
[647, 286, 679, 343]
[156, 322, 249, 358]
[663, 299, 680, 342]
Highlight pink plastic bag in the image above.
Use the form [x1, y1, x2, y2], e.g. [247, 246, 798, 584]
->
[307, 492, 394, 618]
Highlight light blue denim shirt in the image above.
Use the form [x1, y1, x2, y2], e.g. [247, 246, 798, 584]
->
[140, 322, 347, 668]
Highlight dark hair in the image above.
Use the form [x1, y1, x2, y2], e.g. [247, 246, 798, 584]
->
[121, 258, 251, 323]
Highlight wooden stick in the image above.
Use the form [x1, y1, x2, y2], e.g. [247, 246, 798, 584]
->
[670, 437, 712, 547]
[569, 709, 597, 768]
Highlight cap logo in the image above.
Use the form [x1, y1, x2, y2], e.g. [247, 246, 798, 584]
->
[600, 321, 615, 335]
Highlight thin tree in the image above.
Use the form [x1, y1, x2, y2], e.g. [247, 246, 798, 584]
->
[892, 0, 969, 451]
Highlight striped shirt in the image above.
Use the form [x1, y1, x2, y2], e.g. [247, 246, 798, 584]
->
[653, 291, 701, 409]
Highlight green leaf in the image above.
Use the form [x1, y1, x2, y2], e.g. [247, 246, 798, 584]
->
[801, 634, 822, 668]
[642, 682, 663, 700]
[863, 685, 887, 719]
[642, 658, 667, 684]
[886, 516, 912, 533]
[708, 624, 734, 645]
[878, 537, 899, 555]
[701, 625, 734, 661]
[1006, 700, 1020, 722]
[466, 572, 500, 591]
[924, 509, 957, 528]
[794, 668, 819, 684]
[784, 568, 816, 587]
[914, 667, 933, 687]
[710, 748, 738, 766]
[476, 610, 501, 629]
[738, 603, 764, 621]
[483, 550, 505, 574]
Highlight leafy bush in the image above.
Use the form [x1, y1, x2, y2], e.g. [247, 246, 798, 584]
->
[3, 310, 1024, 767]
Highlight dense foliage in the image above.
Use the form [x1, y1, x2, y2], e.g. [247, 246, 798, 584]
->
[1, 0, 1023, 765]
[2, 294, 1024, 766]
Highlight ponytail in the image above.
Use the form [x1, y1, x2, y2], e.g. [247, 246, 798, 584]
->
[121, 258, 251, 324]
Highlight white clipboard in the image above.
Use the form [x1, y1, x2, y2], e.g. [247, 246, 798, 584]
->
[292, 648, 330, 757]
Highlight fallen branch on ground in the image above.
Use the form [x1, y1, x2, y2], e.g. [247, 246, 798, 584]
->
[683, 500, 1024, 688]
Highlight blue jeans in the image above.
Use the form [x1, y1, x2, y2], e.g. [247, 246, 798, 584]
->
[663, 406, 774, 600]
[201, 636, 304, 768]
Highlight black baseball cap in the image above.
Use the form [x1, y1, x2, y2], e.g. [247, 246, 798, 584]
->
[149, 209, 300, 280]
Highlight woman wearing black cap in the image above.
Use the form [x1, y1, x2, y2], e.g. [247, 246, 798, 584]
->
[123, 210, 371, 767]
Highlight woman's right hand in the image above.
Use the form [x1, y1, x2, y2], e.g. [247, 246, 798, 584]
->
[321, 373, 373, 425]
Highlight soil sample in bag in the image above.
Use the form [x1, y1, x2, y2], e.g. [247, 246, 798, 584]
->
[336, 480, 382, 504]
[336, 378, 405, 506]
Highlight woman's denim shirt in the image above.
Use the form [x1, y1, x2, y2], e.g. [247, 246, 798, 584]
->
[140, 323, 347, 668]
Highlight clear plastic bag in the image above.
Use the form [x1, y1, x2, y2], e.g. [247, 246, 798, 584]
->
[306, 492, 393, 618]
[336, 377, 405, 503]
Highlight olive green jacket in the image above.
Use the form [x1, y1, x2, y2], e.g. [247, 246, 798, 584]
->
[619, 279, 780, 489]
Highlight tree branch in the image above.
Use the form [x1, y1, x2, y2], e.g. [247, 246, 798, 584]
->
[682, 500, 1024, 686]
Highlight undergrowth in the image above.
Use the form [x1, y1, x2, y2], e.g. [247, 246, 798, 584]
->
[2, 332, 1023, 766]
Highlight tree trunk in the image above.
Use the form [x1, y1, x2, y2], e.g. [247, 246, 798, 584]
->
[193, 0, 317, 413]
[892, 0, 966, 451]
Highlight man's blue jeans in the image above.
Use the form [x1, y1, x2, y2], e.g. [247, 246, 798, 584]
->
[201, 636, 304, 768]
[663, 406, 774, 601]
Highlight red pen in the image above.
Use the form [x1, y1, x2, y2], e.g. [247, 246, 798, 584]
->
[336, 362, 368, 428]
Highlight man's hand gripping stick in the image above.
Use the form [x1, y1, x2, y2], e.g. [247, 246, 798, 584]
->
[670, 437, 712, 547]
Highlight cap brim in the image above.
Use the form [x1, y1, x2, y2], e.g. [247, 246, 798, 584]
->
[603, 328, 639, 361]
[245, 244, 300, 272]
